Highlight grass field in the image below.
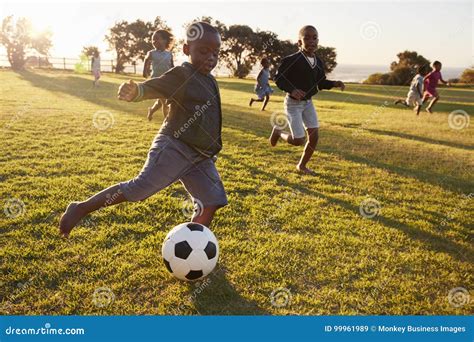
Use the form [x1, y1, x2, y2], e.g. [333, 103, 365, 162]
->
[0, 69, 472, 315]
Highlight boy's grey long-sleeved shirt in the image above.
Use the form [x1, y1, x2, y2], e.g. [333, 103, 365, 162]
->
[134, 62, 222, 157]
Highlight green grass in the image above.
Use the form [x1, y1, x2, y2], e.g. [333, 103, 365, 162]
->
[0, 69, 472, 315]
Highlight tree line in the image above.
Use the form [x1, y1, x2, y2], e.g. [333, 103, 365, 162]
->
[1, 15, 472, 84]
[0, 15, 337, 78]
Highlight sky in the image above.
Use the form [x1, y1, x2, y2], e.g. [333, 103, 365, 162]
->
[0, 0, 472, 69]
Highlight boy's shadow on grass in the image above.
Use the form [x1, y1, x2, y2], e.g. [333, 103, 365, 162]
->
[332, 123, 473, 151]
[222, 152, 473, 264]
[222, 103, 471, 193]
[183, 265, 268, 315]
[18, 70, 147, 115]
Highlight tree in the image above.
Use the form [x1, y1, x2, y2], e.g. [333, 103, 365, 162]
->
[82, 46, 99, 57]
[0, 16, 52, 70]
[220, 25, 258, 78]
[365, 50, 430, 85]
[390, 50, 430, 71]
[184, 16, 227, 37]
[459, 68, 474, 84]
[253, 31, 338, 77]
[316, 46, 337, 74]
[105, 17, 171, 73]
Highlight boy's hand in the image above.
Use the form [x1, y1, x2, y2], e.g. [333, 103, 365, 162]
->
[290, 89, 306, 100]
[118, 80, 138, 102]
[334, 81, 345, 91]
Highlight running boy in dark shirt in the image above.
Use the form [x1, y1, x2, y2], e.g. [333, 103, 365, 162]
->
[59, 22, 227, 237]
[270, 25, 345, 175]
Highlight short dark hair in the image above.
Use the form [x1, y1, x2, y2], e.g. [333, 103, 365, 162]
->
[299, 25, 318, 37]
[153, 29, 174, 50]
[186, 22, 220, 43]
[416, 64, 428, 74]
[261, 57, 269, 65]
[433, 60, 442, 67]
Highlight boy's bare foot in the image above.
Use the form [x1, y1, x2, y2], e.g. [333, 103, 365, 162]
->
[415, 105, 421, 115]
[269, 127, 281, 146]
[147, 108, 154, 121]
[59, 202, 85, 238]
[296, 165, 316, 175]
[426, 107, 432, 114]
[249, 99, 253, 107]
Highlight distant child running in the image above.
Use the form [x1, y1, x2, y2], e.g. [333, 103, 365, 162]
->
[422, 61, 450, 113]
[249, 57, 273, 111]
[91, 51, 101, 87]
[394, 65, 427, 115]
[59, 22, 227, 237]
[270, 25, 345, 175]
[143, 29, 175, 120]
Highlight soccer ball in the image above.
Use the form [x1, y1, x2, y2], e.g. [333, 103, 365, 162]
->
[162, 222, 219, 281]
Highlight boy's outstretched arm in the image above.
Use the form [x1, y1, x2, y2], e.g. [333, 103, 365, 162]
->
[118, 67, 183, 102]
[319, 77, 345, 91]
[440, 74, 450, 85]
[118, 80, 138, 101]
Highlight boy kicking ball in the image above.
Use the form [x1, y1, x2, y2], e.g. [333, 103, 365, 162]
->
[269, 25, 345, 175]
[59, 22, 227, 237]
[394, 65, 427, 115]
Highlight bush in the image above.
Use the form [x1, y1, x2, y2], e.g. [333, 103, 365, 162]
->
[459, 68, 474, 84]
[364, 73, 390, 85]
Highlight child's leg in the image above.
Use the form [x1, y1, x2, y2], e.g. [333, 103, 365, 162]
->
[249, 97, 263, 107]
[180, 158, 227, 228]
[269, 96, 305, 146]
[59, 184, 126, 237]
[394, 99, 409, 107]
[426, 94, 440, 112]
[297, 128, 318, 174]
[192, 206, 220, 227]
[261, 95, 270, 111]
[296, 101, 319, 174]
[147, 99, 162, 121]
[59, 134, 191, 237]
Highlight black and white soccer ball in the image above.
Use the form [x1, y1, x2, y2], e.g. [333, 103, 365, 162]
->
[162, 222, 219, 281]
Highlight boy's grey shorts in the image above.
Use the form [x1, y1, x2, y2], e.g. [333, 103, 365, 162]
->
[120, 134, 227, 208]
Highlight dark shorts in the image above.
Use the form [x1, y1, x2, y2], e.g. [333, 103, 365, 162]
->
[120, 134, 227, 208]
